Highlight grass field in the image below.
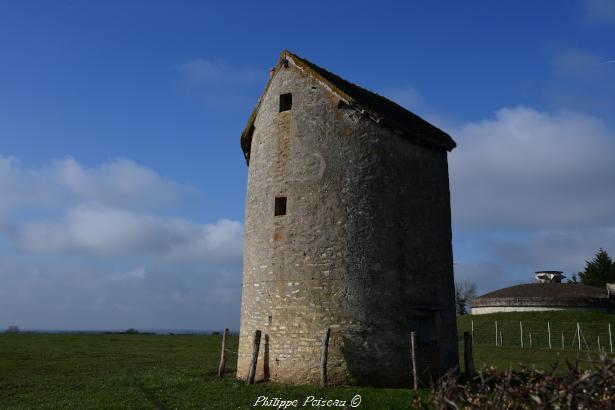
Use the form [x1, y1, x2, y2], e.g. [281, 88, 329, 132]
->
[0, 333, 426, 409]
[2, 310, 614, 409]
[458, 310, 615, 374]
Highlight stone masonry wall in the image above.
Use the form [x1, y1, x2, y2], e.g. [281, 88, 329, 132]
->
[237, 59, 458, 387]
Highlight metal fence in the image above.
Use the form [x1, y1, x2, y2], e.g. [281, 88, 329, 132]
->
[458, 319, 615, 353]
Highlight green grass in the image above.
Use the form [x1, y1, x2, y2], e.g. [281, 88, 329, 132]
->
[458, 310, 615, 351]
[3, 311, 615, 409]
[458, 309, 615, 328]
[459, 344, 608, 374]
[457, 310, 615, 374]
[0, 333, 427, 409]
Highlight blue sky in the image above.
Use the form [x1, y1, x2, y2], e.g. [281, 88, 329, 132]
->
[1, 1, 614, 330]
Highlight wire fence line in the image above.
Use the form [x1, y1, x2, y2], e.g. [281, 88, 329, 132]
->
[458, 319, 615, 353]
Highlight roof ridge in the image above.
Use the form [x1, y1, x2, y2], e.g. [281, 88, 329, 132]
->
[284, 50, 426, 120]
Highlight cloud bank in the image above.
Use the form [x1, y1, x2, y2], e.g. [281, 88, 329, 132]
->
[0, 156, 191, 213]
[15, 204, 242, 262]
[0, 156, 243, 330]
[381, 79, 615, 294]
[450, 106, 615, 229]
[449, 106, 615, 292]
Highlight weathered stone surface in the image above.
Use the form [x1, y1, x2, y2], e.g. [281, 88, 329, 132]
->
[237, 56, 458, 387]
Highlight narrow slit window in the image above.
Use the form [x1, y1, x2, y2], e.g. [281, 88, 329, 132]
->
[279, 93, 292, 112]
[274, 196, 287, 216]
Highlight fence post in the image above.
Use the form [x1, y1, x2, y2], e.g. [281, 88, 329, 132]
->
[562, 333, 565, 350]
[464, 332, 475, 377]
[499, 331, 503, 347]
[495, 321, 498, 346]
[576, 322, 581, 351]
[471, 320, 474, 342]
[598, 335, 601, 353]
[548, 322, 552, 350]
[217, 328, 229, 377]
[411, 331, 418, 390]
[520, 321, 524, 348]
[247, 330, 262, 384]
[529, 331, 533, 349]
[321, 328, 331, 387]
[609, 324, 613, 353]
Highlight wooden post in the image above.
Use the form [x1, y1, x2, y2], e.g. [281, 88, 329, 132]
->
[464, 332, 475, 377]
[247, 330, 262, 384]
[495, 321, 498, 346]
[263, 334, 270, 381]
[529, 332, 533, 348]
[410, 331, 418, 390]
[562, 333, 565, 350]
[548, 322, 552, 350]
[499, 331, 503, 347]
[520, 321, 524, 348]
[609, 324, 613, 353]
[321, 328, 331, 387]
[217, 328, 229, 377]
[598, 335, 601, 353]
[577, 322, 581, 351]
[471, 320, 474, 342]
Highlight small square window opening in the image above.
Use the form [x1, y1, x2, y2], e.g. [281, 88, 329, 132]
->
[279, 93, 292, 112]
[274, 197, 287, 216]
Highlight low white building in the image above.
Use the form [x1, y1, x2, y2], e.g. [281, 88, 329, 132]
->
[471, 272, 615, 315]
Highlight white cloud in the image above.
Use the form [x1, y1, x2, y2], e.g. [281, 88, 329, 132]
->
[382, 85, 424, 111]
[0, 155, 244, 329]
[179, 58, 262, 86]
[450, 106, 615, 229]
[178, 58, 263, 112]
[165, 218, 244, 263]
[0, 156, 191, 214]
[490, 227, 615, 274]
[120, 266, 147, 281]
[0, 156, 58, 213]
[0, 257, 242, 330]
[54, 157, 186, 208]
[454, 227, 615, 295]
[547, 49, 615, 114]
[585, 0, 615, 24]
[450, 106, 615, 294]
[553, 50, 604, 78]
[383, 82, 615, 294]
[382, 85, 454, 130]
[15, 203, 243, 262]
[454, 260, 510, 295]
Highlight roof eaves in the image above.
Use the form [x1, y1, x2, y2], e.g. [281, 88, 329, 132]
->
[239, 53, 288, 164]
[285, 50, 456, 151]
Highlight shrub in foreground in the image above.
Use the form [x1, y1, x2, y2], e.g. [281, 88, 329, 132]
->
[418, 355, 615, 409]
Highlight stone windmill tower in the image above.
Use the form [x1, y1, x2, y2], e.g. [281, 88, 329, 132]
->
[237, 50, 458, 387]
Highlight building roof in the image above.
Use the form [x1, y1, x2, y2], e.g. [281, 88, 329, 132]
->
[477, 283, 607, 299]
[240, 50, 456, 164]
[472, 283, 614, 309]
